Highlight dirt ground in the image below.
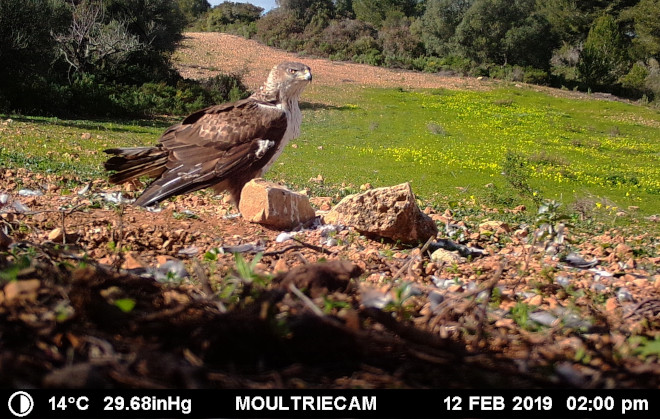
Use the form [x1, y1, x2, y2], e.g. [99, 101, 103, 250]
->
[0, 34, 658, 389]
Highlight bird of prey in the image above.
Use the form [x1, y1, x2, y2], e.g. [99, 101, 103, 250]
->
[104, 61, 312, 207]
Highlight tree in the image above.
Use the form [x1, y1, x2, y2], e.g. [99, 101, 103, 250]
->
[204, 1, 263, 30]
[454, 0, 556, 68]
[577, 14, 629, 87]
[53, 1, 142, 77]
[620, 0, 660, 60]
[334, 0, 355, 18]
[277, 0, 335, 25]
[412, 0, 473, 56]
[352, 0, 419, 27]
[379, 12, 423, 60]
[0, 0, 69, 111]
[177, 0, 210, 24]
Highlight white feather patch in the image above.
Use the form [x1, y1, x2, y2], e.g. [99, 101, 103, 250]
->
[256, 140, 275, 159]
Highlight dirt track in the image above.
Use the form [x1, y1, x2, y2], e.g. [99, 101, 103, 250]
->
[174, 32, 488, 91]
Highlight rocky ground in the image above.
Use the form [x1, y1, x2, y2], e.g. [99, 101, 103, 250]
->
[0, 34, 658, 389]
[0, 168, 658, 389]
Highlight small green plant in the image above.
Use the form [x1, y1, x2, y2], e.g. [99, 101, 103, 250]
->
[384, 282, 420, 320]
[233, 252, 268, 285]
[533, 199, 571, 248]
[114, 298, 136, 313]
[501, 150, 542, 205]
[322, 296, 351, 314]
[630, 335, 660, 359]
[511, 302, 531, 328]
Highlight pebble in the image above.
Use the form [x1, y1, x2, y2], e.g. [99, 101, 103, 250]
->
[616, 287, 634, 302]
[529, 311, 558, 327]
[605, 297, 619, 313]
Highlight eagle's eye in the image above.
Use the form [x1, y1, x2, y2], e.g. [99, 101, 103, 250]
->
[287, 68, 297, 74]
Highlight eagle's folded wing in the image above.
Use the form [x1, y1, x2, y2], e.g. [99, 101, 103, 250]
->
[132, 100, 287, 206]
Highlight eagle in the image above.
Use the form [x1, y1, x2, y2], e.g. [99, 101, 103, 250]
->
[103, 61, 312, 207]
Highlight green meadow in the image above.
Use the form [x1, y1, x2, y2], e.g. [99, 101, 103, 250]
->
[1, 83, 659, 216]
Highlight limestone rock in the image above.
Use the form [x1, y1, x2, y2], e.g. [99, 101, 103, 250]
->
[239, 178, 316, 230]
[431, 248, 464, 264]
[323, 182, 438, 243]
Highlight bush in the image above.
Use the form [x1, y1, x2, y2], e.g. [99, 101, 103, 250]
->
[318, 19, 380, 56]
[255, 9, 305, 50]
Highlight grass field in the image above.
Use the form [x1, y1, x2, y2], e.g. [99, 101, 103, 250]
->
[2, 83, 659, 217]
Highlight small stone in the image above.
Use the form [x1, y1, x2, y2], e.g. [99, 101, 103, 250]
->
[527, 294, 543, 306]
[605, 297, 619, 313]
[48, 228, 64, 242]
[447, 284, 463, 293]
[274, 258, 288, 273]
[81, 133, 92, 140]
[430, 248, 463, 264]
[359, 183, 372, 191]
[4, 279, 41, 302]
[632, 278, 647, 287]
[156, 255, 172, 266]
[239, 178, 316, 230]
[614, 243, 632, 256]
[479, 220, 511, 233]
[616, 287, 634, 302]
[425, 262, 438, 275]
[122, 252, 145, 270]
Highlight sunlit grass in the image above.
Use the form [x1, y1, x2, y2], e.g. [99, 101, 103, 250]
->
[272, 85, 660, 215]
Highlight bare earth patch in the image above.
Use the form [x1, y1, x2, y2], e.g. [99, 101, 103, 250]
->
[173, 33, 488, 91]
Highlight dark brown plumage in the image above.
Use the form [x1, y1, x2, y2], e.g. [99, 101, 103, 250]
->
[104, 61, 312, 207]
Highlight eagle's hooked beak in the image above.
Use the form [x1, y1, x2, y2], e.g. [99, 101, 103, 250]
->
[300, 68, 312, 82]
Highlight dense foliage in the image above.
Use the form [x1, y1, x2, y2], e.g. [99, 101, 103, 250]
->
[0, 0, 248, 117]
[194, 0, 660, 102]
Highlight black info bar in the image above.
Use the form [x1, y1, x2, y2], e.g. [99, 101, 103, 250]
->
[2, 389, 656, 418]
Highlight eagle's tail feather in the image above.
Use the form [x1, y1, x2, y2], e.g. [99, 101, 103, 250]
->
[132, 176, 212, 207]
[104, 147, 168, 184]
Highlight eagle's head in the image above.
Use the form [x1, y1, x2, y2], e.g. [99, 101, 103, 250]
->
[256, 61, 312, 103]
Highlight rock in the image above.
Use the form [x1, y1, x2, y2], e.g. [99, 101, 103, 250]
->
[239, 178, 316, 230]
[478, 220, 511, 233]
[48, 228, 64, 242]
[3, 279, 41, 302]
[430, 248, 463, 264]
[527, 294, 543, 306]
[122, 252, 146, 270]
[614, 243, 632, 257]
[309, 196, 333, 211]
[323, 183, 437, 243]
[81, 133, 92, 140]
[605, 297, 619, 313]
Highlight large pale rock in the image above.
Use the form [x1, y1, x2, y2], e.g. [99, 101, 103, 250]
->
[323, 182, 438, 243]
[239, 178, 316, 230]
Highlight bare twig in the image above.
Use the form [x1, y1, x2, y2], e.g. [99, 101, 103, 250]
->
[291, 237, 337, 255]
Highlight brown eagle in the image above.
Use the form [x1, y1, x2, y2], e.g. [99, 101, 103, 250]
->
[104, 61, 312, 207]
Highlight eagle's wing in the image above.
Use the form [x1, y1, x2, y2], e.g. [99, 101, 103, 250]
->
[133, 99, 287, 206]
